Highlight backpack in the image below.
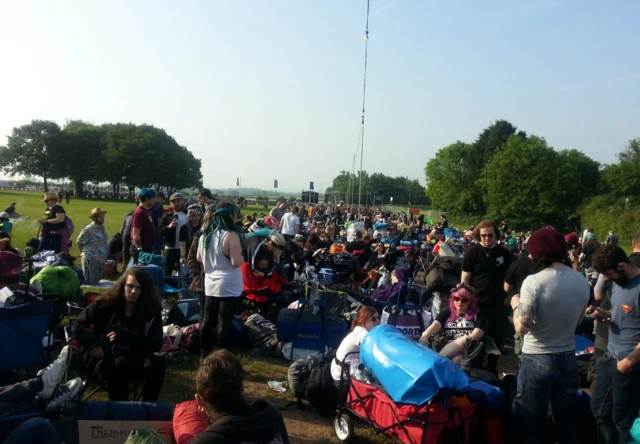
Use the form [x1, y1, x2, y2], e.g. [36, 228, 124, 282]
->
[304, 363, 339, 417]
[425, 256, 463, 293]
[166, 299, 200, 327]
[64, 216, 75, 235]
[245, 314, 279, 357]
[287, 356, 317, 403]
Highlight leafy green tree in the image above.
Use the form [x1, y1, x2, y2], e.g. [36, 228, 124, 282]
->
[0, 120, 66, 191]
[600, 138, 640, 198]
[425, 141, 476, 215]
[61, 120, 107, 196]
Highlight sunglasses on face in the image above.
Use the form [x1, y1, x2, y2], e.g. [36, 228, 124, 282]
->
[480, 234, 495, 238]
[370, 315, 380, 322]
[453, 297, 470, 303]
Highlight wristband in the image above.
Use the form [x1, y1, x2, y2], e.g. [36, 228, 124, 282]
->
[513, 306, 519, 311]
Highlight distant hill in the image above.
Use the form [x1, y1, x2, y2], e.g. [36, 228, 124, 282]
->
[209, 187, 301, 198]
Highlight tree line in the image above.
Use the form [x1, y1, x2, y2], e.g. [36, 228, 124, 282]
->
[0, 119, 203, 196]
[424, 120, 640, 238]
[328, 171, 430, 206]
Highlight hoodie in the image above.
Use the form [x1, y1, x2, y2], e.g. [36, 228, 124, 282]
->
[371, 268, 420, 303]
[191, 400, 289, 444]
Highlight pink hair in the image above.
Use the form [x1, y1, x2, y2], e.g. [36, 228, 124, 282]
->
[447, 285, 479, 323]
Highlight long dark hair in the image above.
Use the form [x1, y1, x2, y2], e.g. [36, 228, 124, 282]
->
[100, 267, 161, 322]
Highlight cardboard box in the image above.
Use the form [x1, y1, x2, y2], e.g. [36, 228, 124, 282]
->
[52, 420, 173, 444]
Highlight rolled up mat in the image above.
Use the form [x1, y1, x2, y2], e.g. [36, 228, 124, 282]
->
[360, 324, 469, 405]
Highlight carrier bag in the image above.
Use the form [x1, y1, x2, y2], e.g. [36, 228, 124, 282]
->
[379, 284, 432, 340]
[277, 307, 347, 351]
[360, 324, 468, 405]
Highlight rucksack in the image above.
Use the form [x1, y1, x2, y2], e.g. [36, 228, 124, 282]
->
[425, 256, 463, 293]
[287, 356, 317, 402]
[304, 363, 339, 417]
[166, 299, 200, 327]
[245, 313, 279, 357]
[65, 216, 75, 235]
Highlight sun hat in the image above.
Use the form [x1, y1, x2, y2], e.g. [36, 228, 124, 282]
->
[42, 192, 58, 202]
[89, 208, 107, 218]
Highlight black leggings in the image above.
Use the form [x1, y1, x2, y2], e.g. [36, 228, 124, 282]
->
[98, 354, 166, 401]
[200, 296, 241, 357]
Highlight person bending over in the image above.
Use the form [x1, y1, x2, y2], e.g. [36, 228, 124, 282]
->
[419, 284, 486, 365]
[72, 267, 165, 401]
[192, 349, 289, 444]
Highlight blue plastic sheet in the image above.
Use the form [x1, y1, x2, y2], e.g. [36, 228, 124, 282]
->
[360, 324, 469, 405]
[462, 380, 505, 411]
[575, 334, 593, 353]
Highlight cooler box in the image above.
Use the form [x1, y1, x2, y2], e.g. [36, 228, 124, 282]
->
[319, 268, 336, 282]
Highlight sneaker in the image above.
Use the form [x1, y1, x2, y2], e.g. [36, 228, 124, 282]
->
[45, 377, 83, 412]
[36, 346, 71, 400]
[38, 345, 71, 377]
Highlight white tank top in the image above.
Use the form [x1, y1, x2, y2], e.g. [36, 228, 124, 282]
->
[198, 229, 243, 297]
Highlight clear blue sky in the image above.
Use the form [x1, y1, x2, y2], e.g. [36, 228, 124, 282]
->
[1, 0, 639, 192]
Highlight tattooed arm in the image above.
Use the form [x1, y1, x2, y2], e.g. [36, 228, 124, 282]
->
[513, 300, 535, 336]
[511, 275, 538, 336]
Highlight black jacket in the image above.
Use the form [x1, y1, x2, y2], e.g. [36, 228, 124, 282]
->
[191, 400, 289, 444]
[72, 300, 163, 357]
[158, 209, 187, 248]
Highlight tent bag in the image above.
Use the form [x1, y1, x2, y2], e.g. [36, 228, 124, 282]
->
[360, 324, 468, 405]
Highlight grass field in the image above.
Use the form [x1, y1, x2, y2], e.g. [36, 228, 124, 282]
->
[0, 190, 383, 443]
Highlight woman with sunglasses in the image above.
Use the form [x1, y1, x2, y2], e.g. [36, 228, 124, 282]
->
[330, 307, 381, 384]
[419, 284, 487, 365]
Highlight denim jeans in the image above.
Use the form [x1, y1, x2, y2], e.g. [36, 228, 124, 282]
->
[5, 418, 61, 444]
[516, 352, 579, 444]
[590, 352, 640, 444]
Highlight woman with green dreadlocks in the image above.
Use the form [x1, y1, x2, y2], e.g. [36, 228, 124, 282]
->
[197, 202, 246, 357]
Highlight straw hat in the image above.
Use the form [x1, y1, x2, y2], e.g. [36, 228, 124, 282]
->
[42, 192, 58, 202]
[89, 208, 108, 218]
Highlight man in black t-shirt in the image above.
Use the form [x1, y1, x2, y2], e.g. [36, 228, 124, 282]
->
[504, 253, 533, 296]
[462, 219, 511, 371]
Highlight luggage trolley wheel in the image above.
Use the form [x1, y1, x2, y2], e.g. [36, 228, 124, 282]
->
[334, 413, 354, 442]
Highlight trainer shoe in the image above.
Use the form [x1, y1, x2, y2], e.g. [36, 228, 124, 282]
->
[38, 345, 71, 377]
[45, 377, 83, 412]
[36, 346, 71, 400]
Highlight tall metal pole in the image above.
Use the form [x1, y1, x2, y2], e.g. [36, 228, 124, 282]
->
[358, 0, 370, 207]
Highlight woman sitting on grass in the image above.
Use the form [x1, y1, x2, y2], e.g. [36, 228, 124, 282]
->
[419, 284, 486, 365]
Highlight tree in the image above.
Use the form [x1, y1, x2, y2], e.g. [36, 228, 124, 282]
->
[0, 120, 66, 191]
[425, 142, 477, 216]
[61, 120, 107, 196]
[600, 138, 640, 198]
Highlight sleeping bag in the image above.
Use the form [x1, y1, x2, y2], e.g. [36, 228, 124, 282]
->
[360, 324, 468, 405]
[30, 265, 80, 300]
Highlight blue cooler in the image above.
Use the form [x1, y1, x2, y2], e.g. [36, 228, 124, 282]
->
[319, 268, 336, 282]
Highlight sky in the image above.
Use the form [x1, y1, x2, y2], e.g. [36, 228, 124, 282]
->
[1, 0, 639, 193]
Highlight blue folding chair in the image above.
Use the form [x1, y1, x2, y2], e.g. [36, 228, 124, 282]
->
[0, 300, 54, 373]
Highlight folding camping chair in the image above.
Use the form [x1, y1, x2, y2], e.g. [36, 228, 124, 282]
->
[0, 299, 55, 375]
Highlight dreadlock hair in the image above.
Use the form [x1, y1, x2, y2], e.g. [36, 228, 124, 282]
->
[200, 201, 246, 253]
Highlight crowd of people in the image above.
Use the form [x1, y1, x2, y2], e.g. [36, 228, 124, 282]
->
[0, 189, 639, 444]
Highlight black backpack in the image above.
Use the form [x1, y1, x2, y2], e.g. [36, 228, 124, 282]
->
[304, 363, 339, 417]
[425, 256, 463, 292]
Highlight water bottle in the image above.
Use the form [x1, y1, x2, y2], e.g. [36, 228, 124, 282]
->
[350, 359, 363, 381]
[181, 262, 190, 278]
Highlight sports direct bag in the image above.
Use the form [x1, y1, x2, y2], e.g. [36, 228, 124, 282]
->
[379, 284, 432, 340]
[425, 256, 463, 293]
[360, 324, 469, 405]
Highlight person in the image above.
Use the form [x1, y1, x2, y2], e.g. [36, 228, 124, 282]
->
[198, 188, 216, 212]
[510, 228, 590, 443]
[440, 214, 448, 230]
[0, 212, 13, 235]
[149, 192, 166, 254]
[330, 307, 380, 384]
[241, 255, 288, 304]
[131, 189, 156, 262]
[419, 284, 486, 364]
[76, 208, 109, 285]
[0, 346, 82, 418]
[197, 202, 245, 357]
[72, 267, 165, 401]
[158, 193, 188, 276]
[605, 230, 619, 246]
[38, 192, 68, 254]
[64, 190, 71, 205]
[279, 205, 300, 241]
[187, 229, 206, 323]
[269, 200, 288, 223]
[246, 231, 286, 277]
[504, 250, 534, 358]
[120, 207, 136, 267]
[180, 204, 204, 269]
[192, 349, 289, 443]
[630, 231, 640, 267]
[0, 231, 19, 254]
[582, 227, 594, 245]
[3, 202, 17, 216]
[590, 245, 640, 444]
[237, 196, 246, 208]
[461, 219, 511, 371]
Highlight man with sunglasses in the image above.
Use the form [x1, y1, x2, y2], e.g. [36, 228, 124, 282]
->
[461, 219, 512, 371]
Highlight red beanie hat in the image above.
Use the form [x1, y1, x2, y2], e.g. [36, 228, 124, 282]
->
[528, 228, 568, 261]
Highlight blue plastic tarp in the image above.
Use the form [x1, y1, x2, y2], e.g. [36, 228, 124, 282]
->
[374, 223, 389, 230]
[360, 324, 469, 405]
